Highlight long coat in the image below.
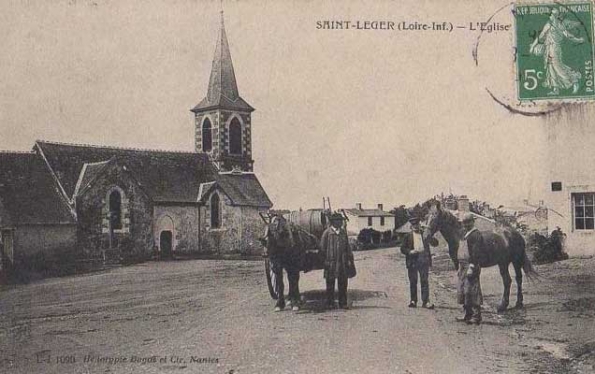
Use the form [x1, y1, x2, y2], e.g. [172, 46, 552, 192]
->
[319, 227, 352, 279]
[400, 231, 431, 269]
[457, 228, 483, 306]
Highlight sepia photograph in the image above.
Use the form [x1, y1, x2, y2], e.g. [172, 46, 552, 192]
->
[0, 0, 594, 373]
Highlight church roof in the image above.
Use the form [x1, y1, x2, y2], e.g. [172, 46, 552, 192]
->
[74, 161, 110, 198]
[199, 173, 273, 208]
[191, 13, 254, 113]
[35, 141, 217, 203]
[0, 152, 75, 225]
[0, 196, 13, 227]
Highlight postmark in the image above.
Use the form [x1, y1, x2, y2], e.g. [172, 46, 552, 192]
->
[514, 2, 595, 101]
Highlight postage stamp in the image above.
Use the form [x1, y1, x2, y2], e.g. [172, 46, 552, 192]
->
[514, 2, 595, 100]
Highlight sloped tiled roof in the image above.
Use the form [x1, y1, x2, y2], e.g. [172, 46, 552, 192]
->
[191, 14, 254, 113]
[74, 161, 110, 197]
[0, 196, 13, 227]
[35, 141, 217, 203]
[200, 173, 272, 208]
[344, 208, 394, 217]
[0, 152, 75, 225]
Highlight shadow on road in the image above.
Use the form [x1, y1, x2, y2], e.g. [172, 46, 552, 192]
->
[299, 289, 390, 313]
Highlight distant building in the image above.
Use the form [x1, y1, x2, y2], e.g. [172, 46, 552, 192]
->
[498, 200, 548, 234]
[545, 106, 595, 257]
[343, 203, 395, 235]
[0, 13, 272, 275]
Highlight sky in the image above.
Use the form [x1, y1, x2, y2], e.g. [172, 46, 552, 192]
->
[0, 0, 551, 210]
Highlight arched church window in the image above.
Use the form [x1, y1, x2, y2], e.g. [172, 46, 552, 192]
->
[229, 118, 242, 155]
[210, 193, 221, 228]
[109, 190, 122, 230]
[202, 118, 213, 152]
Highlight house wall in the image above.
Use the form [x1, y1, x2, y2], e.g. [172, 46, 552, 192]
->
[12, 224, 76, 259]
[545, 105, 595, 256]
[76, 167, 153, 260]
[345, 215, 395, 234]
[153, 204, 200, 254]
[201, 189, 268, 255]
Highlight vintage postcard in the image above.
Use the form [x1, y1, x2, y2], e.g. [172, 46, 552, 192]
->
[1, 1, 594, 373]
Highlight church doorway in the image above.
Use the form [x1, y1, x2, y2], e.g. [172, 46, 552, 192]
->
[160, 231, 173, 259]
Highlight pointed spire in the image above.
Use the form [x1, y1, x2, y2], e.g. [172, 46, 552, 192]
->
[192, 12, 253, 113]
[207, 11, 239, 102]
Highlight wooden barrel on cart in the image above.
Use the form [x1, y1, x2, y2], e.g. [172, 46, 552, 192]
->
[285, 209, 328, 239]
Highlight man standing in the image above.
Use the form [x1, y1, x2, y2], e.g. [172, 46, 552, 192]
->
[320, 212, 353, 309]
[401, 216, 434, 309]
[456, 213, 483, 324]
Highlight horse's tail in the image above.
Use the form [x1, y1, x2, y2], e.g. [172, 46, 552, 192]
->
[514, 231, 540, 280]
[522, 251, 540, 280]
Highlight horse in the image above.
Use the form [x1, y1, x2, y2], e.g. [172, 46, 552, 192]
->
[423, 203, 538, 313]
[261, 215, 319, 311]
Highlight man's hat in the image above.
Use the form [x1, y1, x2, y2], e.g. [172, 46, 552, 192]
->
[462, 213, 475, 223]
[329, 212, 345, 221]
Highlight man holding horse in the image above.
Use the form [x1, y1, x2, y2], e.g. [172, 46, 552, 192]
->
[400, 216, 435, 309]
[457, 213, 483, 325]
[320, 212, 353, 309]
[425, 201, 537, 319]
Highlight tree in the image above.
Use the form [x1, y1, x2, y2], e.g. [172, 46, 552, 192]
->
[390, 205, 409, 229]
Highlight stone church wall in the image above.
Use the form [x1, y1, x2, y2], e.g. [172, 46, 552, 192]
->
[76, 166, 153, 261]
[153, 204, 200, 255]
[201, 190, 267, 255]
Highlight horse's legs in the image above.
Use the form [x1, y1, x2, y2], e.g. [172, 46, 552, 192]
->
[513, 262, 524, 309]
[497, 263, 512, 313]
[271, 259, 285, 308]
[287, 270, 300, 304]
[448, 246, 459, 271]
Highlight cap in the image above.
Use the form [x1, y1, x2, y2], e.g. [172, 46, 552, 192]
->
[408, 216, 421, 224]
[462, 213, 475, 223]
[329, 212, 345, 221]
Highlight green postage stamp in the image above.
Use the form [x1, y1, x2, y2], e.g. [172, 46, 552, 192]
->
[515, 2, 595, 100]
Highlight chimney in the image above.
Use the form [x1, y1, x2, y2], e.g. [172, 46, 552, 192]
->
[523, 199, 529, 205]
[539, 200, 544, 207]
[377, 204, 383, 211]
[457, 195, 470, 212]
[356, 203, 362, 210]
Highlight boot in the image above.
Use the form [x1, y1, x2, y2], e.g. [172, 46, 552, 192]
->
[472, 308, 482, 325]
[456, 307, 472, 323]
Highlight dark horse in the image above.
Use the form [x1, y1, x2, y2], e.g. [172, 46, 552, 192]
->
[261, 215, 318, 310]
[423, 203, 537, 312]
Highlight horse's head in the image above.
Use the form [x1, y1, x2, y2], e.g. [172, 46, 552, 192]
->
[266, 215, 294, 249]
[423, 202, 463, 268]
[423, 202, 443, 242]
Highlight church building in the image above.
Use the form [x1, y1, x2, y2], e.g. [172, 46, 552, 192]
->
[0, 14, 272, 275]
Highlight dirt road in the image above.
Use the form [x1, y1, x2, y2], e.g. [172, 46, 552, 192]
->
[0, 248, 593, 374]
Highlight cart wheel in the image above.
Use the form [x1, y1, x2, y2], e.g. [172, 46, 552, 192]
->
[264, 257, 279, 300]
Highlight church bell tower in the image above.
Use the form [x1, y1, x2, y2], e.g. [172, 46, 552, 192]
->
[191, 12, 255, 172]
